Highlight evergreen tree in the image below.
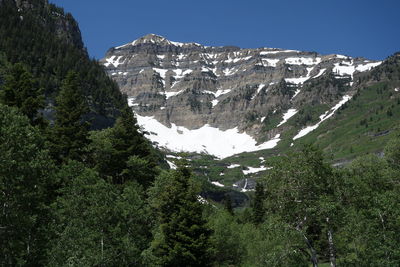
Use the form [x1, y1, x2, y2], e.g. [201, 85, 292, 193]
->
[0, 104, 54, 266]
[0, 63, 44, 126]
[89, 107, 159, 186]
[146, 168, 212, 267]
[252, 182, 265, 225]
[223, 194, 234, 216]
[50, 71, 89, 163]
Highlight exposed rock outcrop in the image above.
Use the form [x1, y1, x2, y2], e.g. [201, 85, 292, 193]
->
[101, 34, 381, 141]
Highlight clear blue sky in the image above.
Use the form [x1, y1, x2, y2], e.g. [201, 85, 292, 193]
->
[49, 0, 399, 60]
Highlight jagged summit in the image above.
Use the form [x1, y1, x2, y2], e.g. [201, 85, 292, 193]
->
[114, 34, 202, 50]
[133, 34, 171, 46]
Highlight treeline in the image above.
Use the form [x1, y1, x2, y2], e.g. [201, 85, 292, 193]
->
[2, 83, 400, 266]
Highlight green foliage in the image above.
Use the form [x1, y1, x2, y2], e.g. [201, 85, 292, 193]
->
[335, 154, 400, 266]
[240, 216, 308, 267]
[252, 182, 265, 224]
[295, 62, 400, 161]
[223, 194, 234, 215]
[1, 1, 400, 266]
[49, 71, 89, 163]
[146, 168, 212, 267]
[89, 107, 159, 186]
[384, 135, 400, 169]
[0, 104, 55, 266]
[208, 210, 243, 265]
[0, 0, 126, 124]
[0, 63, 45, 126]
[263, 145, 339, 265]
[48, 161, 151, 266]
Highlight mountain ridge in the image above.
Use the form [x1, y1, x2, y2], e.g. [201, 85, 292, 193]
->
[101, 34, 382, 158]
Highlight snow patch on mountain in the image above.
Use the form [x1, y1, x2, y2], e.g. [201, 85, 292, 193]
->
[135, 114, 281, 159]
[261, 58, 280, 67]
[285, 57, 321, 65]
[204, 89, 232, 98]
[166, 160, 177, 170]
[104, 55, 125, 68]
[333, 61, 382, 78]
[277, 109, 298, 127]
[227, 164, 240, 169]
[260, 49, 299, 55]
[164, 89, 185, 99]
[211, 181, 224, 187]
[313, 68, 326, 79]
[242, 166, 268, 175]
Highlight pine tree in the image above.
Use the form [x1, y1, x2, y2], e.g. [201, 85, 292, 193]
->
[89, 107, 159, 186]
[252, 182, 265, 224]
[146, 167, 212, 267]
[50, 71, 89, 163]
[223, 194, 234, 216]
[0, 63, 44, 126]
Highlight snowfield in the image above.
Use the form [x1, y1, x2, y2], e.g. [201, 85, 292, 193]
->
[135, 114, 281, 159]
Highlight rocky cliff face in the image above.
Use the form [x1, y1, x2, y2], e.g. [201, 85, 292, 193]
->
[101, 34, 381, 156]
[2, 0, 84, 50]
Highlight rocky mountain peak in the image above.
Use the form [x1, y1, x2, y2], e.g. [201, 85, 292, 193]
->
[133, 33, 170, 46]
[112, 34, 205, 51]
[101, 36, 382, 158]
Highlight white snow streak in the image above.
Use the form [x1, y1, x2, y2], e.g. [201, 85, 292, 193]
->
[227, 164, 240, 169]
[104, 56, 125, 68]
[204, 89, 232, 98]
[293, 95, 351, 140]
[285, 57, 321, 65]
[211, 99, 219, 107]
[242, 166, 268, 175]
[261, 58, 280, 67]
[313, 68, 326, 79]
[127, 97, 136, 107]
[277, 109, 298, 127]
[211, 181, 225, 187]
[173, 69, 193, 79]
[260, 49, 298, 55]
[166, 160, 177, 170]
[164, 89, 185, 99]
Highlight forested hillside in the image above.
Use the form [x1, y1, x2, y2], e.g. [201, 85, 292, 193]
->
[0, 0, 126, 128]
[0, 0, 399, 266]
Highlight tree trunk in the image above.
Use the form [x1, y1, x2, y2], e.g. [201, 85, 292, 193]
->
[326, 217, 336, 267]
[303, 233, 318, 267]
[101, 231, 104, 261]
[297, 216, 318, 267]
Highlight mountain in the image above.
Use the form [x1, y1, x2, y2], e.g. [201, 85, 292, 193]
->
[0, 0, 128, 129]
[101, 33, 382, 158]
